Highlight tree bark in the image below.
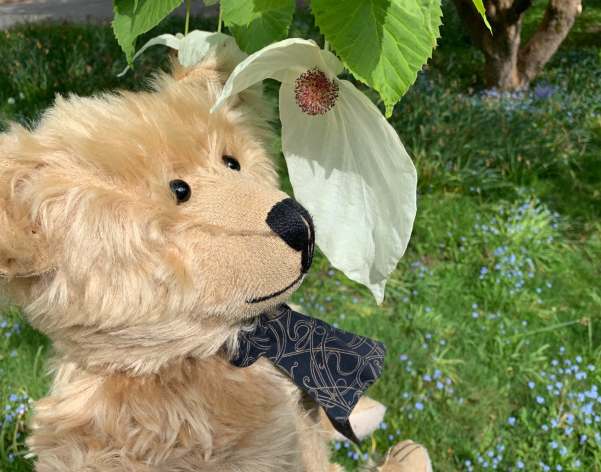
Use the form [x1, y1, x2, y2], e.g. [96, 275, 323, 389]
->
[518, 0, 583, 84]
[452, 0, 582, 90]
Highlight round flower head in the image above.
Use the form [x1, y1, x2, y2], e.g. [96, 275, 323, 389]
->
[212, 38, 417, 303]
[294, 68, 339, 115]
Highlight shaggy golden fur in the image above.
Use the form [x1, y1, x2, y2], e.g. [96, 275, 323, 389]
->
[0, 53, 423, 471]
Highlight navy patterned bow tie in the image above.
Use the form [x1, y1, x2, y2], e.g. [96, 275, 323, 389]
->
[230, 304, 386, 444]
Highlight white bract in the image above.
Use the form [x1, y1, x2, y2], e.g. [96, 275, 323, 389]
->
[212, 38, 417, 303]
[118, 30, 239, 76]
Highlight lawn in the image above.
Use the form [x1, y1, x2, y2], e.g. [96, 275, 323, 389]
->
[1, 2, 601, 471]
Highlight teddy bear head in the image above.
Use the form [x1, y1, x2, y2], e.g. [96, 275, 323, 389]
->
[0, 57, 314, 374]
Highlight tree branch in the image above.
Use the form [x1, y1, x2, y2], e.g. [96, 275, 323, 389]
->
[518, 0, 582, 83]
[507, 0, 533, 23]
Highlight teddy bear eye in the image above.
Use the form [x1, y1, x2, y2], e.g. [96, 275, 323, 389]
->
[222, 155, 241, 171]
[169, 179, 191, 204]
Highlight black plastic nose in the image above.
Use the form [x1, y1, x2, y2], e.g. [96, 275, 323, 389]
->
[266, 198, 314, 273]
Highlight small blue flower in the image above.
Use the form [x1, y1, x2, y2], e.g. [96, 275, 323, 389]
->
[559, 446, 567, 456]
[566, 413, 574, 425]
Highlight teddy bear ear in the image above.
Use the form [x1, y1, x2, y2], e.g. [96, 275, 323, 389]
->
[0, 131, 52, 279]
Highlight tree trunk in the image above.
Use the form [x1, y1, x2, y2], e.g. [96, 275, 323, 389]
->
[481, 12, 523, 89]
[452, 0, 583, 90]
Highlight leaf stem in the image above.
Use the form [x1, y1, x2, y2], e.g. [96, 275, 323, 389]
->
[184, 0, 191, 35]
[217, 4, 223, 33]
[324, 40, 330, 51]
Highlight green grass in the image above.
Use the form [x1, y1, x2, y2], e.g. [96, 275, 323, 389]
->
[1, 3, 601, 471]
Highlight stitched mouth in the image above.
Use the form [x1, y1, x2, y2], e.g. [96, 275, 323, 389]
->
[246, 273, 304, 304]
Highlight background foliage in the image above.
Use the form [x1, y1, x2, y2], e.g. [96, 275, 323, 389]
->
[1, 1, 600, 471]
[113, 0, 448, 115]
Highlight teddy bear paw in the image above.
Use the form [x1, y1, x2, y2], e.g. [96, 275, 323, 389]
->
[379, 440, 432, 472]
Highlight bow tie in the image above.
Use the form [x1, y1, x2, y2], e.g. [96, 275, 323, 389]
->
[230, 304, 386, 444]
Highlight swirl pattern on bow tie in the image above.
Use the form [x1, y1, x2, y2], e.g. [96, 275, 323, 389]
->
[231, 304, 386, 443]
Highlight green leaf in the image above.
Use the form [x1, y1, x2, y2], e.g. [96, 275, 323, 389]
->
[471, 0, 492, 33]
[113, 0, 182, 64]
[221, 0, 295, 53]
[420, 0, 444, 47]
[312, 0, 442, 117]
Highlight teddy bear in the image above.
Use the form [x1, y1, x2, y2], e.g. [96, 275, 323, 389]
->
[0, 48, 432, 472]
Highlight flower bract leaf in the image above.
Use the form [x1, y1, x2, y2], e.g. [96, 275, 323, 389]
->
[280, 79, 417, 303]
[178, 31, 239, 67]
[212, 38, 343, 113]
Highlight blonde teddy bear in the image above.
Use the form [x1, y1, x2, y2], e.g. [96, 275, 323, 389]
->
[0, 49, 431, 472]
